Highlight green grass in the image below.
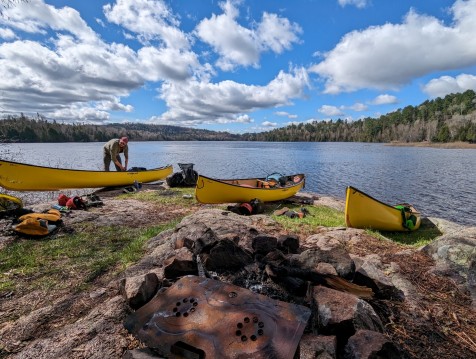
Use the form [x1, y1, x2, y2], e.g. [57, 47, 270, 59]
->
[268, 204, 346, 234]
[120, 187, 197, 206]
[265, 203, 441, 247]
[0, 221, 178, 294]
[371, 218, 443, 246]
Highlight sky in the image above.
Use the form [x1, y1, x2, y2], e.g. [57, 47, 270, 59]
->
[0, 0, 475, 133]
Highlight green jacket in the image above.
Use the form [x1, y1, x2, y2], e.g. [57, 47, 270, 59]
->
[103, 139, 128, 159]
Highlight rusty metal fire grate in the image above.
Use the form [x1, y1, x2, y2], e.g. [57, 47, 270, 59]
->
[124, 275, 311, 358]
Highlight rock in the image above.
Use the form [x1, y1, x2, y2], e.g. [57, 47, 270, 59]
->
[123, 348, 164, 358]
[252, 235, 278, 255]
[343, 329, 407, 359]
[120, 273, 160, 310]
[312, 286, 384, 337]
[292, 244, 355, 279]
[202, 239, 253, 272]
[421, 226, 476, 306]
[277, 234, 300, 253]
[299, 334, 337, 359]
[163, 247, 197, 279]
[352, 256, 404, 300]
[315, 262, 338, 276]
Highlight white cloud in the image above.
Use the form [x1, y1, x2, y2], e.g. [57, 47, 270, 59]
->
[318, 105, 344, 116]
[310, 0, 476, 94]
[0, 27, 16, 39]
[422, 74, 476, 98]
[195, 0, 301, 71]
[274, 111, 298, 119]
[0, 0, 202, 122]
[103, 0, 190, 50]
[262, 121, 277, 127]
[236, 114, 253, 123]
[370, 94, 398, 105]
[0, 0, 98, 43]
[152, 67, 310, 126]
[257, 12, 302, 53]
[349, 102, 368, 111]
[51, 104, 110, 124]
[338, 0, 369, 9]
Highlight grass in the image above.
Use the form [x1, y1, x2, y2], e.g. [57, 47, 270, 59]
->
[268, 204, 346, 235]
[265, 202, 442, 247]
[373, 219, 443, 246]
[0, 221, 178, 295]
[122, 186, 197, 207]
[0, 187, 444, 296]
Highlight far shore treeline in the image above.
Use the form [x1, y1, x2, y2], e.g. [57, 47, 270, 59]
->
[1, 90, 475, 144]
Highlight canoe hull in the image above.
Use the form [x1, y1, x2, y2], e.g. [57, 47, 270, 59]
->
[0, 160, 172, 191]
[345, 186, 421, 232]
[195, 174, 305, 204]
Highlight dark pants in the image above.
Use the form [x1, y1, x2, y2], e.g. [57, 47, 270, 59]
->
[103, 149, 122, 171]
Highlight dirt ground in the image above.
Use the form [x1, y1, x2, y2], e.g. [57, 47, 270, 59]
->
[0, 186, 475, 358]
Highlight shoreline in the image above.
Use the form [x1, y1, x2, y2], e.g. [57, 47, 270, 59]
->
[385, 141, 476, 149]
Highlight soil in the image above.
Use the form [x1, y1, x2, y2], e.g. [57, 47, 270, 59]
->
[0, 186, 475, 359]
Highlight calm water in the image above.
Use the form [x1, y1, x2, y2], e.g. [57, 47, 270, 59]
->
[1, 141, 475, 226]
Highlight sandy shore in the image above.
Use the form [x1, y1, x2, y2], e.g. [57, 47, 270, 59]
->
[386, 141, 476, 149]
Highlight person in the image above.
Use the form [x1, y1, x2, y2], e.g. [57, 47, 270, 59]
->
[103, 137, 129, 171]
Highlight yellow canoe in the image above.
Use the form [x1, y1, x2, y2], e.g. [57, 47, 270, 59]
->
[0, 193, 23, 212]
[0, 160, 172, 191]
[345, 186, 421, 232]
[195, 173, 305, 204]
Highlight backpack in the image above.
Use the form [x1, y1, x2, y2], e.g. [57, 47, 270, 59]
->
[178, 163, 198, 186]
[66, 196, 87, 210]
[166, 163, 199, 187]
[58, 194, 70, 206]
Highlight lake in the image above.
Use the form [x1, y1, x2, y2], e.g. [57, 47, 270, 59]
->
[1, 141, 475, 226]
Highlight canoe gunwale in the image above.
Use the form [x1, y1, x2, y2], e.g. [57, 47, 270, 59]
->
[0, 159, 172, 174]
[196, 173, 305, 191]
[195, 173, 305, 204]
[0, 160, 173, 191]
[347, 186, 420, 214]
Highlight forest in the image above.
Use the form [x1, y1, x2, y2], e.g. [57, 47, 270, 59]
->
[0, 90, 475, 143]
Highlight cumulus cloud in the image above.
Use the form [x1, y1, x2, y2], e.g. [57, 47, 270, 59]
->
[274, 111, 298, 119]
[0, 0, 98, 43]
[195, 0, 301, 70]
[318, 105, 344, 116]
[0, 0, 305, 124]
[370, 94, 398, 105]
[151, 67, 310, 126]
[309, 0, 476, 94]
[423, 74, 476, 98]
[103, 0, 190, 49]
[0, 27, 16, 39]
[0, 0, 199, 122]
[236, 114, 253, 123]
[349, 102, 368, 111]
[262, 121, 277, 127]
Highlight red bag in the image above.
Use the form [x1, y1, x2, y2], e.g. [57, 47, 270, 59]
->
[58, 194, 70, 206]
[66, 196, 87, 210]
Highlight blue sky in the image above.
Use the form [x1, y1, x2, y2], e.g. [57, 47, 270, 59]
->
[1, 0, 475, 133]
